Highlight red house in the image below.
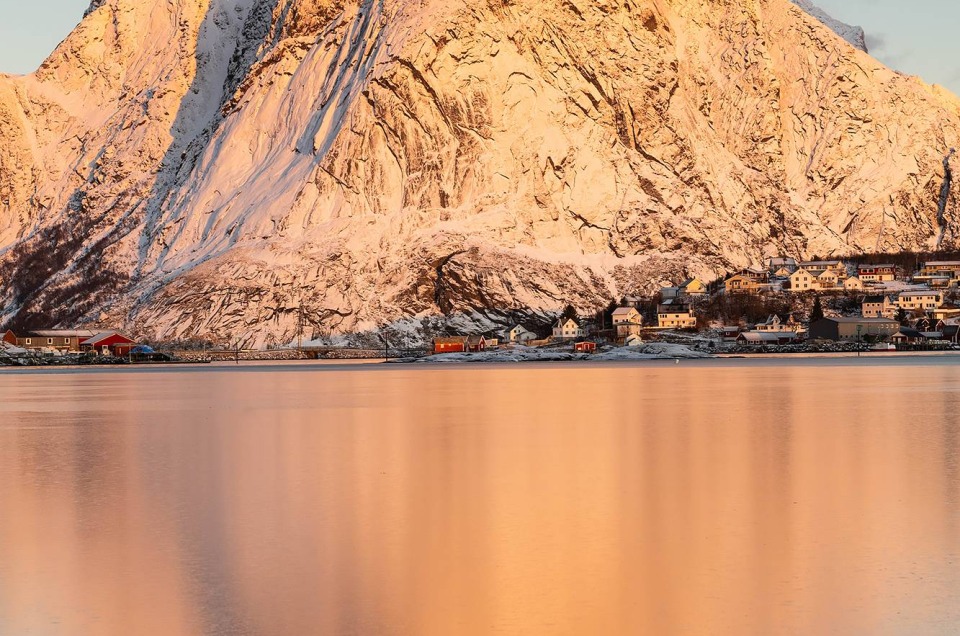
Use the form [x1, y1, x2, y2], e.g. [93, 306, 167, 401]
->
[574, 341, 597, 353]
[433, 336, 469, 354]
[466, 336, 486, 352]
[80, 331, 138, 356]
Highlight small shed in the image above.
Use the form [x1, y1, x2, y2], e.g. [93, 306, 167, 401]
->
[574, 341, 597, 353]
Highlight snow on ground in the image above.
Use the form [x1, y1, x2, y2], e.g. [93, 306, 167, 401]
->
[407, 343, 710, 364]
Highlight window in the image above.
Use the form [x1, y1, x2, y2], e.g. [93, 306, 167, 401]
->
[64, 338, 70, 344]
[47, 339, 53, 345]
[25, 338, 31, 345]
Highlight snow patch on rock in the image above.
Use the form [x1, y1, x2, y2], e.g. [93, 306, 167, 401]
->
[790, 0, 868, 52]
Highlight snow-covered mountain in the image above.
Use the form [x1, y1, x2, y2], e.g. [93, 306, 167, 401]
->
[791, 0, 868, 52]
[1, 0, 959, 346]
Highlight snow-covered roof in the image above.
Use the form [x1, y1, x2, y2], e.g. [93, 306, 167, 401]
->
[898, 291, 941, 298]
[29, 330, 96, 338]
[81, 331, 136, 346]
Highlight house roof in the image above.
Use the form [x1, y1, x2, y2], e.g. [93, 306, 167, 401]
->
[612, 307, 639, 317]
[29, 330, 97, 338]
[554, 317, 580, 328]
[800, 260, 844, 267]
[895, 328, 924, 338]
[434, 336, 469, 345]
[466, 335, 485, 345]
[898, 291, 941, 298]
[817, 317, 899, 325]
[81, 331, 137, 346]
[862, 295, 889, 304]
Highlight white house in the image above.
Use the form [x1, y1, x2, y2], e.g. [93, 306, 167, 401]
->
[553, 318, 585, 340]
[799, 260, 847, 277]
[756, 314, 803, 333]
[843, 277, 865, 291]
[789, 268, 817, 292]
[612, 307, 644, 338]
[862, 295, 897, 319]
[816, 270, 841, 290]
[897, 291, 944, 311]
[508, 325, 538, 343]
[624, 334, 644, 347]
[857, 264, 897, 282]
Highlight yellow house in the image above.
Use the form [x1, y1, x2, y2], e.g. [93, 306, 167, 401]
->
[724, 274, 759, 294]
[897, 291, 943, 311]
[658, 301, 697, 329]
[678, 278, 708, 296]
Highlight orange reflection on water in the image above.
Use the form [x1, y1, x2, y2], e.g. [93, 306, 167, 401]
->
[1, 361, 959, 634]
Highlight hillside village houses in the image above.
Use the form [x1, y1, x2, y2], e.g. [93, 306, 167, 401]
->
[428, 255, 960, 355]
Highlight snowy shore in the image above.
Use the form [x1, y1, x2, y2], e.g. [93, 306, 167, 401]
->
[398, 343, 711, 364]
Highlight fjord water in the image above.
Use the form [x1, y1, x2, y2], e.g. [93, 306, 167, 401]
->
[1, 359, 958, 635]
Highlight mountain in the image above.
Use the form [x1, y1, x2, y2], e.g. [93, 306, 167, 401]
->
[1, 0, 959, 347]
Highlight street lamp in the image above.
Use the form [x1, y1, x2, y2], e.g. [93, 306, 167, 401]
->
[856, 324, 863, 358]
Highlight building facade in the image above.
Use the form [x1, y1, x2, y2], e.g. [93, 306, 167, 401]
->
[809, 318, 899, 341]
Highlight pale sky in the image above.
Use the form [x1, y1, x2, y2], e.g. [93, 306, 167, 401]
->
[0, 0, 959, 95]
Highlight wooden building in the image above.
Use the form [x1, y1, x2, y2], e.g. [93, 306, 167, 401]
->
[574, 342, 597, 353]
[433, 337, 468, 354]
[12, 330, 96, 353]
[80, 332, 138, 356]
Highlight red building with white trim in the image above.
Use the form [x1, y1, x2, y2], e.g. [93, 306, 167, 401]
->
[80, 332, 139, 356]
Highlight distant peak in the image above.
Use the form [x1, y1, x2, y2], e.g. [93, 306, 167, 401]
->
[790, 0, 868, 52]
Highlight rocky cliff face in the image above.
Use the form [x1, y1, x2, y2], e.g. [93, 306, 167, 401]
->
[1, 0, 959, 346]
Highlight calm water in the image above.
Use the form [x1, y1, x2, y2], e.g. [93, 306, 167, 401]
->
[1, 358, 959, 635]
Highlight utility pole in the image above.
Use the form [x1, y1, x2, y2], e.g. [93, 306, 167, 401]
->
[297, 304, 303, 354]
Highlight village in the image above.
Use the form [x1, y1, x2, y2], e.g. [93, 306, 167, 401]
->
[430, 257, 960, 356]
[5, 257, 960, 365]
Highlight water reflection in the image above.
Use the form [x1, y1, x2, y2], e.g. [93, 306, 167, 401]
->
[1, 361, 959, 634]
